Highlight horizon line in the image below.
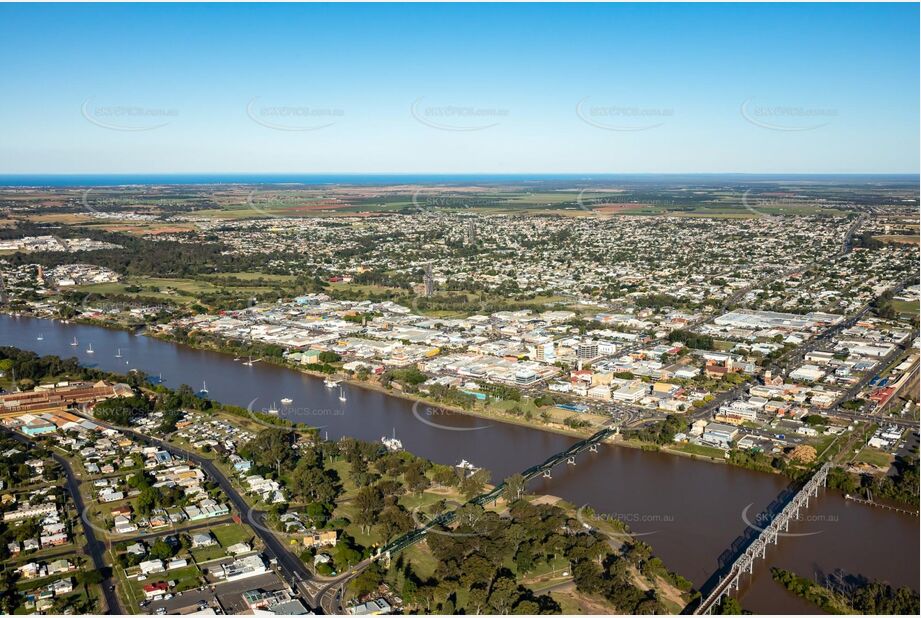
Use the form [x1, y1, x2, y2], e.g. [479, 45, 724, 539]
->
[1, 172, 918, 177]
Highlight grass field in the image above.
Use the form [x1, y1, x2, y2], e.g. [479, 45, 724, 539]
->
[190, 544, 227, 563]
[890, 299, 919, 314]
[400, 543, 439, 579]
[326, 281, 405, 296]
[874, 234, 920, 246]
[78, 275, 270, 304]
[202, 271, 296, 283]
[211, 523, 255, 548]
[855, 447, 893, 469]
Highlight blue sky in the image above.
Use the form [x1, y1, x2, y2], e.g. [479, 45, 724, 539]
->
[0, 2, 917, 174]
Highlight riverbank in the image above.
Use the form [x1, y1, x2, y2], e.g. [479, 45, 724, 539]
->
[149, 325, 612, 441]
[5, 311, 790, 471]
[150, 326, 798, 475]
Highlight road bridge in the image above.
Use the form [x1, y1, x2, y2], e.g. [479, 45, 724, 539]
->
[378, 424, 619, 557]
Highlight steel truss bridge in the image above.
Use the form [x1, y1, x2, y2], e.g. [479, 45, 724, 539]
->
[691, 462, 832, 614]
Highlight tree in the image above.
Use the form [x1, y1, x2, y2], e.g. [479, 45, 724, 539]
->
[404, 462, 431, 495]
[350, 562, 384, 597]
[331, 534, 363, 572]
[502, 473, 526, 503]
[291, 461, 340, 504]
[466, 585, 489, 615]
[460, 468, 490, 500]
[513, 600, 540, 614]
[431, 464, 459, 487]
[378, 505, 415, 540]
[714, 596, 743, 614]
[487, 576, 520, 614]
[136, 486, 158, 515]
[354, 486, 384, 534]
[241, 429, 296, 474]
[318, 351, 341, 363]
[149, 539, 174, 560]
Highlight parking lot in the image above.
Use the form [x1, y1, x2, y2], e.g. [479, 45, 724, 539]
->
[142, 571, 289, 615]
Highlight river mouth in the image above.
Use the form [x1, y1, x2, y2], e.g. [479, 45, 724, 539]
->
[2, 313, 917, 614]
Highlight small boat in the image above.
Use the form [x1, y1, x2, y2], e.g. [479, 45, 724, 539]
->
[456, 459, 481, 477]
[243, 355, 254, 366]
[115, 348, 122, 358]
[267, 402, 279, 415]
[381, 429, 402, 451]
[36, 333, 43, 341]
[70, 337, 78, 347]
[86, 344, 94, 354]
[324, 377, 340, 388]
[338, 387, 347, 403]
[199, 381, 209, 396]
[280, 397, 293, 405]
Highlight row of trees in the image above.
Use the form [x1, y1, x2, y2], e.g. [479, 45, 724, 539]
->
[826, 455, 920, 506]
[771, 568, 919, 615]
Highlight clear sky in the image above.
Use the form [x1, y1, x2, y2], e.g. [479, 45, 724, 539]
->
[0, 2, 917, 174]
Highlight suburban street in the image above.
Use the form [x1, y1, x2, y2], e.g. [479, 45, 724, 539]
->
[1, 429, 125, 615]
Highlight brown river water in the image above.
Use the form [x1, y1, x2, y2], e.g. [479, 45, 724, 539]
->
[2, 315, 917, 613]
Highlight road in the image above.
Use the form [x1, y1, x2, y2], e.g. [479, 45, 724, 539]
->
[61, 413, 335, 612]
[1, 429, 125, 615]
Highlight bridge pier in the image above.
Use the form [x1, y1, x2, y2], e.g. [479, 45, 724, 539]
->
[690, 463, 832, 615]
[567, 456, 576, 465]
[589, 443, 598, 453]
[542, 470, 552, 479]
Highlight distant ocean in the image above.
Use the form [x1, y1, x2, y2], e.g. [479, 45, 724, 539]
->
[0, 173, 916, 187]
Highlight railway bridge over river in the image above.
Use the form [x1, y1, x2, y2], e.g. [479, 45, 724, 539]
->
[376, 426, 834, 617]
[689, 462, 832, 614]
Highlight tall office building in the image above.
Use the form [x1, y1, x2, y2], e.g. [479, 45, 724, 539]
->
[423, 263, 434, 297]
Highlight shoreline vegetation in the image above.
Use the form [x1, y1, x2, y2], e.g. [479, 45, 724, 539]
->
[770, 568, 919, 615]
